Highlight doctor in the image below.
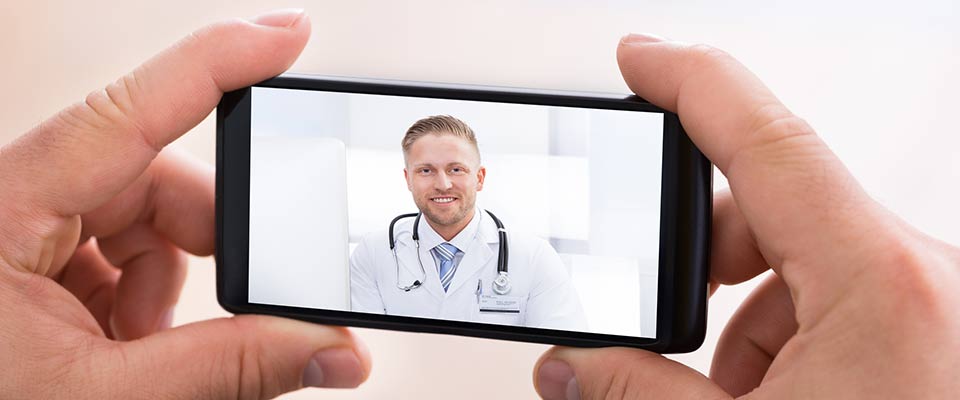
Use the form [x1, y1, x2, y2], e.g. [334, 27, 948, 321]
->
[349, 115, 587, 331]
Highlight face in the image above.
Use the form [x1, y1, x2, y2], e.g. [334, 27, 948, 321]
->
[404, 134, 485, 229]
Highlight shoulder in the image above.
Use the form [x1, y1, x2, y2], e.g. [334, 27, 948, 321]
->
[353, 228, 391, 261]
[356, 213, 419, 248]
[360, 213, 421, 247]
[502, 228, 556, 257]
[476, 212, 549, 250]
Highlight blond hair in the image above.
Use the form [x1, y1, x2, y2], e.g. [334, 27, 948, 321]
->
[401, 115, 480, 161]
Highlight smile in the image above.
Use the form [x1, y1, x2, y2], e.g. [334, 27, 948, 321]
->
[431, 197, 457, 203]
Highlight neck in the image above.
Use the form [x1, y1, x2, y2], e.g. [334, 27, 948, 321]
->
[425, 208, 476, 242]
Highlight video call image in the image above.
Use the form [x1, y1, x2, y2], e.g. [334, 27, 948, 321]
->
[248, 86, 664, 339]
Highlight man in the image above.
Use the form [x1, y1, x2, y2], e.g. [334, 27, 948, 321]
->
[349, 115, 588, 331]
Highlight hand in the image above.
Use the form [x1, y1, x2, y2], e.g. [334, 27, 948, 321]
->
[533, 34, 960, 399]
[0, 10, 370, 398]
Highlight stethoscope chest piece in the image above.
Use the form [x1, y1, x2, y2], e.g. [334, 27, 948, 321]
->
[492, 271, 511, 295]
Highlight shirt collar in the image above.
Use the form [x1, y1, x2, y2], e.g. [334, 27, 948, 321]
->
[418, 206, 482, 253]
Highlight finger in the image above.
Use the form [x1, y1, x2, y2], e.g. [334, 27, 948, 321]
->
[711, 189, 768, 285]
[109, 316, 372, 398]
[97, 224, 186, 341]
[535, 347, 730, 400]
[62, 151, 203, 340]
[81, 149, 215, 257]
[710, 273, 797, 396]
[617, 35, 885, 296]
[58, 238, 119, 336]
[0, 9, 311, 274]
[3, 9, 310, 217]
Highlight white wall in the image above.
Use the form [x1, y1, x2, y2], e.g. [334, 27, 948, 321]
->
[248, 136, 350, 311]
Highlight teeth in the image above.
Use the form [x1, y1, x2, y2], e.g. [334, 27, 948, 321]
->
[432, 197, 455, 203]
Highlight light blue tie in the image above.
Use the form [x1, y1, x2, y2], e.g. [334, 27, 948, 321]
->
[432, 242, 460, 292]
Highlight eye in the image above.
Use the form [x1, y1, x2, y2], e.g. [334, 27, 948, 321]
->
[418, 167, 432, 174]
[451, 167, 466, 174]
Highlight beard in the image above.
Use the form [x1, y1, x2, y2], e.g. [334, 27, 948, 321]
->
[415, 192, 476, 227]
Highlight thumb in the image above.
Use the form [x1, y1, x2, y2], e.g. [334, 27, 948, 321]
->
[115, 315, 371, 399]
[534, 347, 729, 400]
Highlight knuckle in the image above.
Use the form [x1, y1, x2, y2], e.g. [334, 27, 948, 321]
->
[601, 370, 635, 399]
[723, 112, 821, 193]
[80, 72, 160, 154]
[204, 318, 259, 400]
[748, 109, 817, 151]
[726, 111, 822, 178]
[737, 101, 817, 158]
[20, 271, 57, 299]
[732, 113, 828, 189]
[584, 369, 648, 400]
[143, 319, 245, 399]
[221, 317, 281, 400]
[578, 353, 650, 399]
[874, 235, 953, 323]
[0, 213, 81, 276]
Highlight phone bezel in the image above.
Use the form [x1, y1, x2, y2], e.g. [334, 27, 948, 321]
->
[216, 74, 711, 353]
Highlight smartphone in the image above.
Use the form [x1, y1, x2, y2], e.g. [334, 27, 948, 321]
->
[216, 74, 711, 353]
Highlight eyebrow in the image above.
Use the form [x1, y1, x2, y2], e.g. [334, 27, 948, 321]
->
[412, 162, 470, 169]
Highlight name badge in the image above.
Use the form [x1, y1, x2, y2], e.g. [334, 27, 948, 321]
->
[479, 295, 521, 313]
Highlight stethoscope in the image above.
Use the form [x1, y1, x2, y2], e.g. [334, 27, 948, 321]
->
[388, 209, 510, 295]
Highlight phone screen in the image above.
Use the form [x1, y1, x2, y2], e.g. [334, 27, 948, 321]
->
[246, 86, 664, 339]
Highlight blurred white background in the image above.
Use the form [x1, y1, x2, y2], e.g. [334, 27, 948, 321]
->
[1, 1, 957, 398]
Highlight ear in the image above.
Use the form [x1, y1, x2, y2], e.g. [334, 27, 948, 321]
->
[404, 168, 413, 192]
[476, 166, 486, 191]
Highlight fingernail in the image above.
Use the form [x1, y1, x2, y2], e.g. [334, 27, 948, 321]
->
[537, 359, 580, 400]
[155, 307, 174, 332]
[621, 32, 667, 45]
[249, 8, 306, 28]
[302, 348, 364, 388]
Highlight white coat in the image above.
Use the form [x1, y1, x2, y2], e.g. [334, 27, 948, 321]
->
[349, 209, 587, 331]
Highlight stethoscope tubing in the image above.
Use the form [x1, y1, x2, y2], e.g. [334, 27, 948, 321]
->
[389, 209, 508, 292]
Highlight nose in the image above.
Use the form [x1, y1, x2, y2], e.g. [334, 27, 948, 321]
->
[434, 171, 453, 191]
